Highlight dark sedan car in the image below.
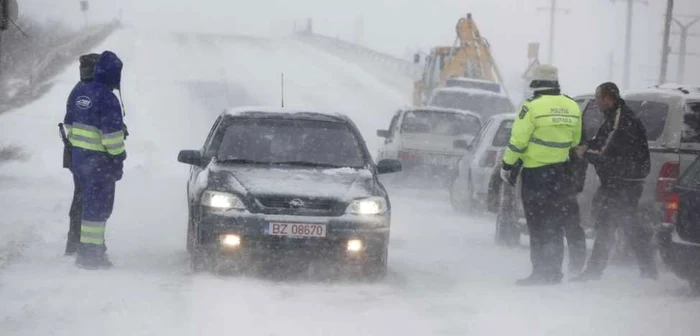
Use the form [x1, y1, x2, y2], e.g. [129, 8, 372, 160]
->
[658, 154, 700, 293]
[177, 107, 402, 279]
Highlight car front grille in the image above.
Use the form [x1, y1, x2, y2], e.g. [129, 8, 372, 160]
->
[254, 196, 344, 216]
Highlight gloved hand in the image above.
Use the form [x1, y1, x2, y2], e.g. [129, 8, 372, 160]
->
[500, 161, 513, 184]
[500, 167, 510, 184]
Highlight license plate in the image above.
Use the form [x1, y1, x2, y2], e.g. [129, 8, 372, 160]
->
[265, 222, 327, 238]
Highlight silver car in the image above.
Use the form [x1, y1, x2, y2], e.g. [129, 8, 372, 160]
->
[449, 113, 515, 213]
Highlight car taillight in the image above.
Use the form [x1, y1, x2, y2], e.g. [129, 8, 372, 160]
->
[656, 161, 679, 202]
[479, 150, 498, 167]
[663, 192, 680, 226]
[398, 150, 415, 161]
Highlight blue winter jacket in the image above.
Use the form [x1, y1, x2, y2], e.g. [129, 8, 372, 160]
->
[64, 51, 126, 180]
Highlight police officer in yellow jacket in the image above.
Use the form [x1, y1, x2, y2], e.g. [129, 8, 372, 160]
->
[500, 65, 582, 285]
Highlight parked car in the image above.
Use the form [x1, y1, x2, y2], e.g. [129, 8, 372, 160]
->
[488, 86, 700, 253]
[427, 86, 515, 121]
[177, 107, 402, 278]
[376, 106, 482, 186]
[657, 153, 700, 293]
[449, 113, 515, 213]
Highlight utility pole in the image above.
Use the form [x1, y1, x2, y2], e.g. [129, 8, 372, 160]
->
[537, 0, 570, 65]
[660, 0, 674, 84]
[612, 0, 648, 90]
[670, 16, 700, 83]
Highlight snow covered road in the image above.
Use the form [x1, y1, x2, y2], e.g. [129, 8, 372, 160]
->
[1, 27, 700, 336]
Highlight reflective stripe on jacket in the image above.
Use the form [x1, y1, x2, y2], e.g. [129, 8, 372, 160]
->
[503, 94, 582, 168]
[68, 122, 125, 156]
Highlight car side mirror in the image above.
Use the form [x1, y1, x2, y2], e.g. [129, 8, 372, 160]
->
[377, 129, 390, 138]
[453, 139, 472, 150]
[377, 159, 402, 174]
[413, 53, 420, 64]
[178, 150, 203, 166]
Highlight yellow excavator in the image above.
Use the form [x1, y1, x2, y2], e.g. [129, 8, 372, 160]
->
[413, 13, 508, 106]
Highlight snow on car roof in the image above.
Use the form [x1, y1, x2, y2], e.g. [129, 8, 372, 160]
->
[624, 85, 700, 100]
[433, 86, 509, 98]
[401, 105, 482, 119]
[223, 106, 348, 121]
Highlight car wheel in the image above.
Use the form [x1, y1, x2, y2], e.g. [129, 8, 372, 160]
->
[450, 174, 473, 213]
[364, 247, 388, 281]
[190, 251, 211, 273]
[691, 279, 700, 295]
[496, 183, 519, 246]
[186, 215, 196, 254]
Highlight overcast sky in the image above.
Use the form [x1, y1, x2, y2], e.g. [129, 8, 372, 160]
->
[20, 0, 700, 96]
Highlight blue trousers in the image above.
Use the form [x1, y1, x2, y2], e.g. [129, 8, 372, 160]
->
[76, 173, 116, 257]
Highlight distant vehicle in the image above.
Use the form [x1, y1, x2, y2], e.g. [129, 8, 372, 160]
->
[177, 107, 402, 278]
[488, 86, 700, 253]
[657, 153, 700, 293]
[427, 86, 515, 121]
[412, 13, 508, 106]
[445, 77, 503, 94]
[376, 106, 482, 185]
[449, 113, 514, 213]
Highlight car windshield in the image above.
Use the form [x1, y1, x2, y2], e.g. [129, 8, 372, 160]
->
[492, 119, 514, 147]
[431, 91, 514, 119]
[401, 110, 481, 136]
[216, 118, 366, 168]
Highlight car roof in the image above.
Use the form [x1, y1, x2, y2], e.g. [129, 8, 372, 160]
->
[623, 85, 700, 102]
[222, 106, 351, 123]
[432, 86, 509, 98]
[400, 105, 482, 120]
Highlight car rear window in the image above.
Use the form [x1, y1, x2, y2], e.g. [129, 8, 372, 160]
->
[491, 119, 513, 147]
[626, 100, 668, 141]
[681, 102, 700, 144]
[216, 118, 366, 168]
[401, 110, 481, 136]
[679, 155, 700, 188]
[430, 91, 514, 120]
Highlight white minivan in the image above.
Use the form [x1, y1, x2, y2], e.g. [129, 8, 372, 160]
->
[376, 106, 482, 185]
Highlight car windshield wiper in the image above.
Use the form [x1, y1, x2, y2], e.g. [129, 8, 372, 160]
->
[217, 158, 271, 165]
[268, 161, 349, 168]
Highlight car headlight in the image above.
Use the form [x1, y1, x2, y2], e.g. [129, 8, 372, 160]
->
[346, 197, 388, 215]
[201, 190, 245, 210]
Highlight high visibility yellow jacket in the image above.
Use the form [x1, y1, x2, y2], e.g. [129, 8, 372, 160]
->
[502, 93, 582, 168]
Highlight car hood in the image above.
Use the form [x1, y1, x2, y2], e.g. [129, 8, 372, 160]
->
[208, 164, 376, 201]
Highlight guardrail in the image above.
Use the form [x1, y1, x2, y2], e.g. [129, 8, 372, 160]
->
[294, 31, 422, 80]
[0, 19, 121, 114]
[29, 19, 121, 86]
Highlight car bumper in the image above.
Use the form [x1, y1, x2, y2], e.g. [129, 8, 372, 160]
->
[196, 210, 390, 262]
[657, 228, 700, 281]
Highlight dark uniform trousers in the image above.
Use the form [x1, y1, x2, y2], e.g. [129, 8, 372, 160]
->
[521, 162, 569, 279]
[585, 180, 655, 275]
[563, 197, 587, 272]
[66, 172, 83, 253]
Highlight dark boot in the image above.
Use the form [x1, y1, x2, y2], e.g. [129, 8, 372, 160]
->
[516, 273, 563, 286]
[76, 253, 113, 270]
[640, 263, 659, 280]
[570, 269, 602, 282]
[76, 243, 112, 270]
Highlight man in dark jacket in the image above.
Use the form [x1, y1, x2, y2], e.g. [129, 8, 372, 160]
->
[572, 82, 657, 281]
[62, 53, 100, 256]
